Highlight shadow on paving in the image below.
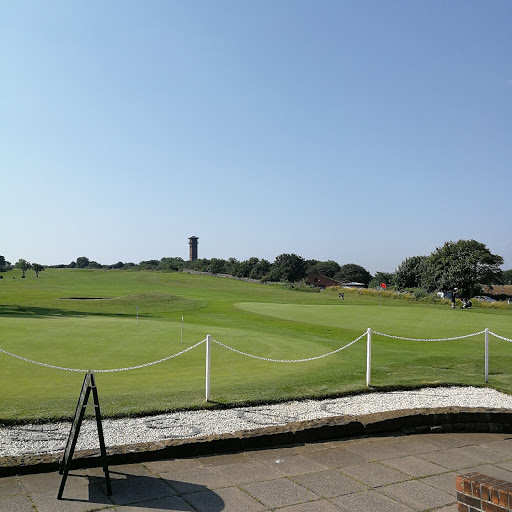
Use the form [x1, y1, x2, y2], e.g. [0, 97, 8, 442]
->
[63, 471, 225, 510]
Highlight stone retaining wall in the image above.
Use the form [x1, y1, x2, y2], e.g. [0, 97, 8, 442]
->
[1, 407, 512, 478]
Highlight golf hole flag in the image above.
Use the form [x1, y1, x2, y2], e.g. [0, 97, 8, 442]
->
[381, 283, 386, 289]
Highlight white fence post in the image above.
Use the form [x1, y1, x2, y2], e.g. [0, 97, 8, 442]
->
[485, 328, 489, 383]
[366, 328, 372, 387]
[206, 334, 211, 401]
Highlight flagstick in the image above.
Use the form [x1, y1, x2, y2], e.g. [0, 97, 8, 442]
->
[181, 315, 183, 344]
[136, 305, 139, 325]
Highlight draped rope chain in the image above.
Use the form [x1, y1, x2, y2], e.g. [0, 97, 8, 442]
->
[0, 329, 510, 371]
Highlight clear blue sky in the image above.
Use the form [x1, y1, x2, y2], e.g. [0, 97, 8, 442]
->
[1, 1, 511, 273]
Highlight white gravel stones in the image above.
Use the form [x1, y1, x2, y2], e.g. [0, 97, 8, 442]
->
[1, 386, 511, 458]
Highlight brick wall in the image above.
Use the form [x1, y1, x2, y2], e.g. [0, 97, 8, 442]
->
[456, 472, 512, 511]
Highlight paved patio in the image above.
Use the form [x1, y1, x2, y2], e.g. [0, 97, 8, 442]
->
[2, 431, 512, 511]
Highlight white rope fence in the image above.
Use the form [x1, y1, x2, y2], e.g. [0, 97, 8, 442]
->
[490, 331, 512, 343]
[0, 338, 206, 373]
[211, 332, 367, 363]
[372, 330, 486, 341]
[0, 328, 510, 400]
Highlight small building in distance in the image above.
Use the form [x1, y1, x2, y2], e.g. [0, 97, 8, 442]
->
[482, 284, 512, 297]
[341, 282, 367, 288]
[188, 236, 199, 261]
[307, 273, 340, 289]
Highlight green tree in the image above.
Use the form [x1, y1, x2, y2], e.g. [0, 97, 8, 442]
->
[76, 256, 90, 268]
[0, 255, 7, 272]
[138, 259, 159, 270]
[501, 269, 512, 284]
[208, 258, 226, 274]
[184, 258, 210, 272]
[237, 257, 260, 278]
[422, 239, 503, 298]
[394, 256, 427, 289]
[249, 258, 271, 280]
[334, 264, 372, 286]
[15, 258, 31, 277]
[158, 257, 184, 271]
[269, 253, 307, 282]
[223, 257, 241, 276]
[31, 263, 44, 277]
[306, 259, 341, 278]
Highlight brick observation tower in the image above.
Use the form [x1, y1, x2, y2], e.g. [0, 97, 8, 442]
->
[188, 236, 199, 261]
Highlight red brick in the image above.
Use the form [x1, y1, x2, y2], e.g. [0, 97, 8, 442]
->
[457, 475, 467, 492]
[490, 487, 500, 504]
[482, 500, 507, 512]
[457, 503, 469, 512]
[499, 489, 509, 507]
[477, 475, 498, 501]
[458, 491, 483, 509]
[473, 480, 482, 498]
[482, 483, 493, 502]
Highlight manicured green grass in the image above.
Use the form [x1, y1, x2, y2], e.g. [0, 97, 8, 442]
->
[0, 269, 511, 423]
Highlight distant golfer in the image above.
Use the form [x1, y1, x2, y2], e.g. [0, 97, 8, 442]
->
[451, 288, 457, 309]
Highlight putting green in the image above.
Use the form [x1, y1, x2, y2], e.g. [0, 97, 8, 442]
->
[235, 302, 510, 337]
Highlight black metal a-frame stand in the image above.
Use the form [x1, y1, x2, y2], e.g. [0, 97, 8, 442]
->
[58, 370, 112, 499]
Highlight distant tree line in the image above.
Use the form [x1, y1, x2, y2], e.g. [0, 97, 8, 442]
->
[41, 253, 374, 284]
[0, 257, 45, 278]
[2, 239, 511, 298]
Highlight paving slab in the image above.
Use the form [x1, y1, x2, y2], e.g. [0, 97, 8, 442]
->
[496, 460, 512, 472]
[420, 471, 458, 496]
[156, 466, 232, 494]
[290, 469, 367, 498]
[18, 471, 114, 512]
[377, 479, 456, 511]
[199, 451, 251, 467]
[330, 488, 415, 512]
[414, 433, 475, 450]
[0, 475, 25, 496]
[455, 444, 508, 463]
[182, 486, 267, 512]
[277, 499, 341, 511]
[241, 477, 318, 509]
[213, 459, 284, 485]
[114, 495, 196, 511]
[0, 493, 36, 512]
[91, 465, 178, 507]
[379, 455, 449, 477]
[483, 439, 512, 458]
[342, 438, 409, 461]
[417, 447, 483, 470]
[300, 445, 366, 468]
[144, 456, 204, 474]
[259, 453, 329, 477]
[338, 461, 410, 487]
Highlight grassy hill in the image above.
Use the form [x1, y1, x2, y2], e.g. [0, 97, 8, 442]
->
[0, 268, 511, 423]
